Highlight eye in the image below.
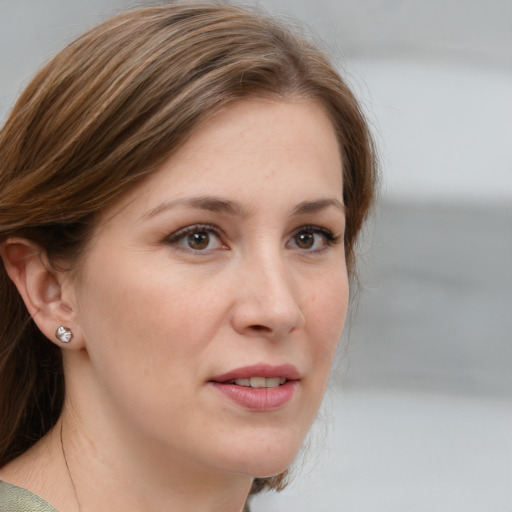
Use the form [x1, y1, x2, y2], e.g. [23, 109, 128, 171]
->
[166, 224, 227, 252]
[289, 226, 340, 252]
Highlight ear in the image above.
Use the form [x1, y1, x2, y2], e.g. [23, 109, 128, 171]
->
[0, 237, 84, 349]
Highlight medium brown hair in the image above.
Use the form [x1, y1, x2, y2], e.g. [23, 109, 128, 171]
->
[0, 1, 377, 493]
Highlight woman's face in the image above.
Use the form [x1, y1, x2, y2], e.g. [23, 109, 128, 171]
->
[68, 98, 348, 478]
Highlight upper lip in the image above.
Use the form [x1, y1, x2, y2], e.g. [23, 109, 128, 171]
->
[210, 363, 301, 383]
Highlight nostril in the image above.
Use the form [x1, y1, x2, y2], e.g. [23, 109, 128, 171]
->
[249, 324, 271, 332]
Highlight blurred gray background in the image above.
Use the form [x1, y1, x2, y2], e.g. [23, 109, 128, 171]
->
[1, 1, 511, 511]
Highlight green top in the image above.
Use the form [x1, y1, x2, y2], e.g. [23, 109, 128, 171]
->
[0, 480, 253, 511]
[0, 481, 58, 512]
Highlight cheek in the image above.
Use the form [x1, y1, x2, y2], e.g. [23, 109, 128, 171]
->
[76, 255, 226, 384]
[73, 264, 209, 431]
[303, 269, 348, 396]
[308, 269, 349, 347]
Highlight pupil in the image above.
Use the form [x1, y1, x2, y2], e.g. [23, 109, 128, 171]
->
[188, 232, 209, 250]
[297, 232, 314, 249]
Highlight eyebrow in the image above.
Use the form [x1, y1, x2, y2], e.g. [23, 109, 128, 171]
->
[292, 198, 346, 216]
[144, 195, 345, 219]
[145, 196, 244, 219]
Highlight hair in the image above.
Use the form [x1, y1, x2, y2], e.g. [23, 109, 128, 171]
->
[0, 1, 377, 495]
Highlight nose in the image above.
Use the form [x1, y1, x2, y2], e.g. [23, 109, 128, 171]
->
[230, 252, 306, 340]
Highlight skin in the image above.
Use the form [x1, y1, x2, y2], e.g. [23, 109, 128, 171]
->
[0, 98, 348, 512]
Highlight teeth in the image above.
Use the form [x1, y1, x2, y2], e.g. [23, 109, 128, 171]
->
[250, 376, 266, 388]
[234, 377, 286, 388]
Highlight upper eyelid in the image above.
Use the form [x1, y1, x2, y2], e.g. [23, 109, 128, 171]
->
[289, 224, 338, 240]
[165, 223, 222, 242]
[291, 224, 333, 235]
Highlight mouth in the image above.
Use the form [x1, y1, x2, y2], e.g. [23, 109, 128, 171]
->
[226, 376, 287, 388]
[209, 364, 300, 411]
[210, 363, 301, 386]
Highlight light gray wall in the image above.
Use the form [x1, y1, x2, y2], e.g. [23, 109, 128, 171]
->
[0, 0, 132, 121]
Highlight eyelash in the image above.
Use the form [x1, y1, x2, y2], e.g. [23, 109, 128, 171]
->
[164, 224, 342, 252]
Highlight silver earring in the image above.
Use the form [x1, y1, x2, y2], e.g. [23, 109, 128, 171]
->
[55, 326, 73, 343]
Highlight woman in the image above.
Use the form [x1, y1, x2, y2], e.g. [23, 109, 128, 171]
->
[0, 3, 377, 511]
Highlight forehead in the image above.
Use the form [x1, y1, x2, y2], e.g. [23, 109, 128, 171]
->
[102, 98, 343, 224]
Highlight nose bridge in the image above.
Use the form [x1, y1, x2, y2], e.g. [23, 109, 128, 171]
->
[233, 240, 305, 337]
[253, 245, 292, 301]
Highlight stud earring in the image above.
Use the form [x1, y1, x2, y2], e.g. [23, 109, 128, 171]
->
[55, 326, 73, 343]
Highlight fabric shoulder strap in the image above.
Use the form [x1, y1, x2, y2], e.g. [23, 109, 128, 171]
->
[0, 481, 58, 512]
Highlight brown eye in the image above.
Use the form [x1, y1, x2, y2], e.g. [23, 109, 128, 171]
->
[295, 232, 315, 249]
[187, 231, 210, 250]
[289, 226, 338, 252]
[167, 224, 226, 252]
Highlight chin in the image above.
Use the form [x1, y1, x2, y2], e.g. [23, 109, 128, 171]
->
[214, 429, 305, 479]
[228, 455, 296, 480]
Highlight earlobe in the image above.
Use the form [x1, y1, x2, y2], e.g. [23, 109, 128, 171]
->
[0, 238, 82, 348]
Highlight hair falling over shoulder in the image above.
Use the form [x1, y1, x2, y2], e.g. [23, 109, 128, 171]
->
[0, 1, 378, 493]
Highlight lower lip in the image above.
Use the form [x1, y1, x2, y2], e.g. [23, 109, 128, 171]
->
[211, 381, 298, 411]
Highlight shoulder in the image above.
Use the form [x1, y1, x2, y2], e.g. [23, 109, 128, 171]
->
[0, 481, 58, 512]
